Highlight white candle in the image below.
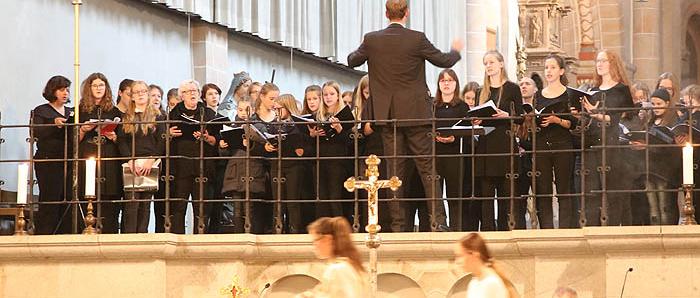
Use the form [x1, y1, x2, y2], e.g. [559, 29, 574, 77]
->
[683, 143, 694, 185]
[17, 163, 28, 204]
[85, 158, 96, 196]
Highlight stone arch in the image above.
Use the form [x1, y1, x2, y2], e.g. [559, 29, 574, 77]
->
[377, 273, 426, 298]
[263, 274, 320, 298]
[446, 274, 473, 298]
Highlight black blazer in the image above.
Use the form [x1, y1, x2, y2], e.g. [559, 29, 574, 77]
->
[347, 23, 461, 126]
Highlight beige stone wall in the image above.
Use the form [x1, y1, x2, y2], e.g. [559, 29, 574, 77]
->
[2, 227, 700, 298]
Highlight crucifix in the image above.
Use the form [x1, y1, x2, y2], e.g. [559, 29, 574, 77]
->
[344, 154, 401, 298]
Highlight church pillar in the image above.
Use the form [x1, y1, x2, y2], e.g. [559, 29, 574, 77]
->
[632, 0, 661, 88]
[576, 0, 596, 86]
[465, 0, 487, 83]
[192, 22, 230, 89]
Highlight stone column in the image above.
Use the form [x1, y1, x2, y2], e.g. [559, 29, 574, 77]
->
[632, 0, 661, 88]
[192, 22, 230, 89]
[465, 0, 486, 83]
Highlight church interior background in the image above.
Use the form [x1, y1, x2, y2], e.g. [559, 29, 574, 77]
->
[1, 0, 700, 297]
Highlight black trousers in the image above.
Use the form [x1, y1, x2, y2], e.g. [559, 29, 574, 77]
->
[513, 153, 531, 229]
[172, 174, 210, 234]
[382, 125, 446, 232]
[122, 191, 152, 233]
[581, 148, 632, 226]
[205, 160, 227, 233]
[316, 159, 348, 219]
[534, 141, 575, 229]
[270, 161, 304, 233]
[436, 155, 465, 231]
[34, 160, 71, 235]
[94, 194, 120, 234]
[478, 176, 513, 231]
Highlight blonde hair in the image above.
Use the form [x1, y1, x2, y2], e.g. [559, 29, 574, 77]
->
[479, 51, 508, 105]
[275, 94, 301, 117]
[353, 75, 370, 121]
[317, 81, 345, 121]
[122, 81, 161, 136]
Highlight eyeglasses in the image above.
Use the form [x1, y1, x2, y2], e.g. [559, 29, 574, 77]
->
[439, 79, 456, 84]
[132, 90, 149, 96]
[182, 89, 199, 95]
[91, 84, 106, 89]
[596, 58, 609, 64]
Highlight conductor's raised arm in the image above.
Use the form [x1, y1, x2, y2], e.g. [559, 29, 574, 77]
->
[347, 35, 369, 68]
[420, 35, 463, 68]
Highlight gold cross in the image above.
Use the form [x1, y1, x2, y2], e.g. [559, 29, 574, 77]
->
[344, 155, 402, 233]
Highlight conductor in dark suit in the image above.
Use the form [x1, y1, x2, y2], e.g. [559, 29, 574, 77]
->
[347, 0, 463, 232]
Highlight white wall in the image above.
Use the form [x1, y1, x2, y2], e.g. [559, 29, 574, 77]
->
[227, 33, 363, 101]
[0, 0, 192, 192]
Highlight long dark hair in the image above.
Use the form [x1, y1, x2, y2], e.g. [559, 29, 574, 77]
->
[308, 217, 365, 273]
[435, 68, 462, 107]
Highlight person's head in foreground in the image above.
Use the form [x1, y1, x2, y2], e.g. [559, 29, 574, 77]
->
[307, 216, 365, 272]
[455, 233, 518, 298]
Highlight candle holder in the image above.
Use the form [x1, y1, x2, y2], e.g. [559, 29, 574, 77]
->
[82, 195, 98, 234]
[681, 184, 697, 225]
[14, 204, 28, 236]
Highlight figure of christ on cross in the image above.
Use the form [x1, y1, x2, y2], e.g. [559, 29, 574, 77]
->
[344, 155, 402, 233]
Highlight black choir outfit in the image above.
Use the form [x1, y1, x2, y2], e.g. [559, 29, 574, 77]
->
[31, 103, 74, 235]
[220, 115, 268, 234]
[313, 111, 354, 219]
[266, 118, 306, 233]
[434, 100, 469, 231]
[580, 83, 634, 226]
[532, 90, 577, 229]
[168, 101, 219, 234]
[78, 107, 123, 234]
[473, 81, 524, 231]
[116, 114, 166, 233]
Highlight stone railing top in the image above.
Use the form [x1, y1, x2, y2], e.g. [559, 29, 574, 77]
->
[1, 226, 699, 261]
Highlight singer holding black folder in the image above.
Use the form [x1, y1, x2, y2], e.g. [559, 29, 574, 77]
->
[311, 81, 354, 219]
[168, 79, 219, 234]
[77, 72, 122, 234]
[531, 54, 576, 229]
[267, 94, 306, 233]
[347, 0, 462, 232]
[472, 50, 524, 231]
[579, 50, 635, 226]
[433, 69, 469, 231]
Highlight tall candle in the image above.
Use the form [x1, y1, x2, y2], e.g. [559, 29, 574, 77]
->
[85, 158, 96, 196]
[17, 163, 28, 204]
[683, 143, 694, 185]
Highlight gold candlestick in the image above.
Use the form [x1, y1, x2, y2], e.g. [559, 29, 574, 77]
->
[14, 204, 28, 236]
[82, 195, 97, 234]
[344, 155, 401, 298]
[681, 184, 697, 225]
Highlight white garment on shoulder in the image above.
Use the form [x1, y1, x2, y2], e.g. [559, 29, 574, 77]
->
[465, 268, 508, 298]
[302, 258, 368, 298]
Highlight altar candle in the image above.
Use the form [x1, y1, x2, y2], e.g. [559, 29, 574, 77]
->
[85, 158, 96, 196]
[17, 163, 28, 204]
[683, 143, 693, 185]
